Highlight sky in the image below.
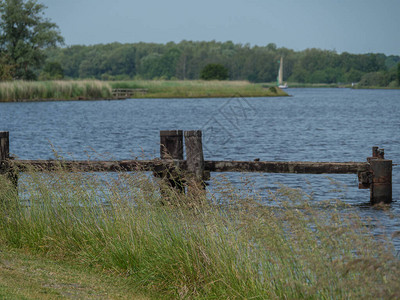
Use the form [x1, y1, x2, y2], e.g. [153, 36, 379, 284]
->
[41, 0, 400, 55]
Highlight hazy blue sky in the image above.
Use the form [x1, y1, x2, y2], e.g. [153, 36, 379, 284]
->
[41, 0, 399, 55]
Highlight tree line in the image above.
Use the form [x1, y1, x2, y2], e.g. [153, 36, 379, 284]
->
[43, 41, 399, 87]
[1, 0, 399, 87]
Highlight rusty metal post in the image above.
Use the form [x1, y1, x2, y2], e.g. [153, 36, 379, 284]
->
[368, 147, 392, 204]
[158, 130, 184, 193]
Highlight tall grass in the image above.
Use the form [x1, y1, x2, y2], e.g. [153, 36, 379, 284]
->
[0, 80, 112, 102]
[0, 80, 287, 101]
[0, 168, 399, 298]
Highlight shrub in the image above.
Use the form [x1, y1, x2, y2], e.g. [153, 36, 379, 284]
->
[40, 62, 65, 80]
[358, 71, 390, 87]
[200, 63, 229, 80]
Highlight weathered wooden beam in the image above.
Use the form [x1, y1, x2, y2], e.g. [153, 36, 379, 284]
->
[185, 131, 205, 180]
[12, 159, 372, 175]
[159, 130, 185, 193]
[204, 160, 370, 174]
[185, 130, 206, 194]
[12, 159, 187, 173]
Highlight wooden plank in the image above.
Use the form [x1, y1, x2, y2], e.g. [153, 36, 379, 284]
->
[12, 159, 186, 173]
[204, 160, 370, 174]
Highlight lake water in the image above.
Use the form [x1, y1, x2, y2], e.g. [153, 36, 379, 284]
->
[1, 88, 399, 247]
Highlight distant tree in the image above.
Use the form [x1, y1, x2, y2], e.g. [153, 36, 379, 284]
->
[39, 61, 64, 80]
[266, 43, 277, 51]
[200, 63, 228, 80]
[384, 55, 400, 70]
[358, 72, 389, 87]
[289, 65, 310, 83]
[0, 53, 14, 80]
[344, 69, 363, 83]
[0, 0, 64, 79]
[139, 53, 163, 79]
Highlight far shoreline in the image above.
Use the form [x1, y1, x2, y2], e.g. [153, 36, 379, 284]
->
[0, 80, 289, 102]
[2, 79, 399, 103]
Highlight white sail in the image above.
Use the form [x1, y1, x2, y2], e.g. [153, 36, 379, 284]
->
[277, 56, 288, 89]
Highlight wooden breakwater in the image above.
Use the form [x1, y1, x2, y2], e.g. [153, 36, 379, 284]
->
[112, 89, 148, 99]
[0, 130, 393, 204]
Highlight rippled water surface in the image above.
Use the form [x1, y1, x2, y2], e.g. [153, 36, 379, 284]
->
[1, 88, 399, 246]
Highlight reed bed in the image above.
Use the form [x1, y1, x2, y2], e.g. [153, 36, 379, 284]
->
[0, 80, 286, 102]
[0, 168, 399, 298]
[0, 80, 112, 102]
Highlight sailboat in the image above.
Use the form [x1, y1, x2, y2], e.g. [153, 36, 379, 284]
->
[277, 56, 288, 89]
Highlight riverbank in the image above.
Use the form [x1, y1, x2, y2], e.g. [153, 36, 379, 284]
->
[0, 80, 288, 102]
[1, 169, 399, 299]
[110, 80, 288, 98]
[0, 245, 150, 299]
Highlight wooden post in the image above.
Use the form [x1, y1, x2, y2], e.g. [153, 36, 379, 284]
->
[160, 130, 183, 160]
[0, 131, 9, 162]
[184, 130, 205, 195]
[0, 131, 18, 196]
[368, 147, 392, 204]
[158, 130, 184, 193]
[0, 132, 10, 181]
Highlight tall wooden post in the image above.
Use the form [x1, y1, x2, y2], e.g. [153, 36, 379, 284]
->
[0, 132, 9, 162]
[159, 130, 184, 192]
[0, 131, 18, 196]
[184, 130, 205, 195]
[368, 147, 392, 204]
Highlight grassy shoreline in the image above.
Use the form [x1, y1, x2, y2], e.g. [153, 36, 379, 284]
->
[0, 245, 151, 299]
[0, 80, 288, 102]
[1, 168, 399, 298]
[111, 80, 288, 98]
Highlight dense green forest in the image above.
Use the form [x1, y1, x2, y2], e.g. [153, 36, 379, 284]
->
[41, 41, 400, 87]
